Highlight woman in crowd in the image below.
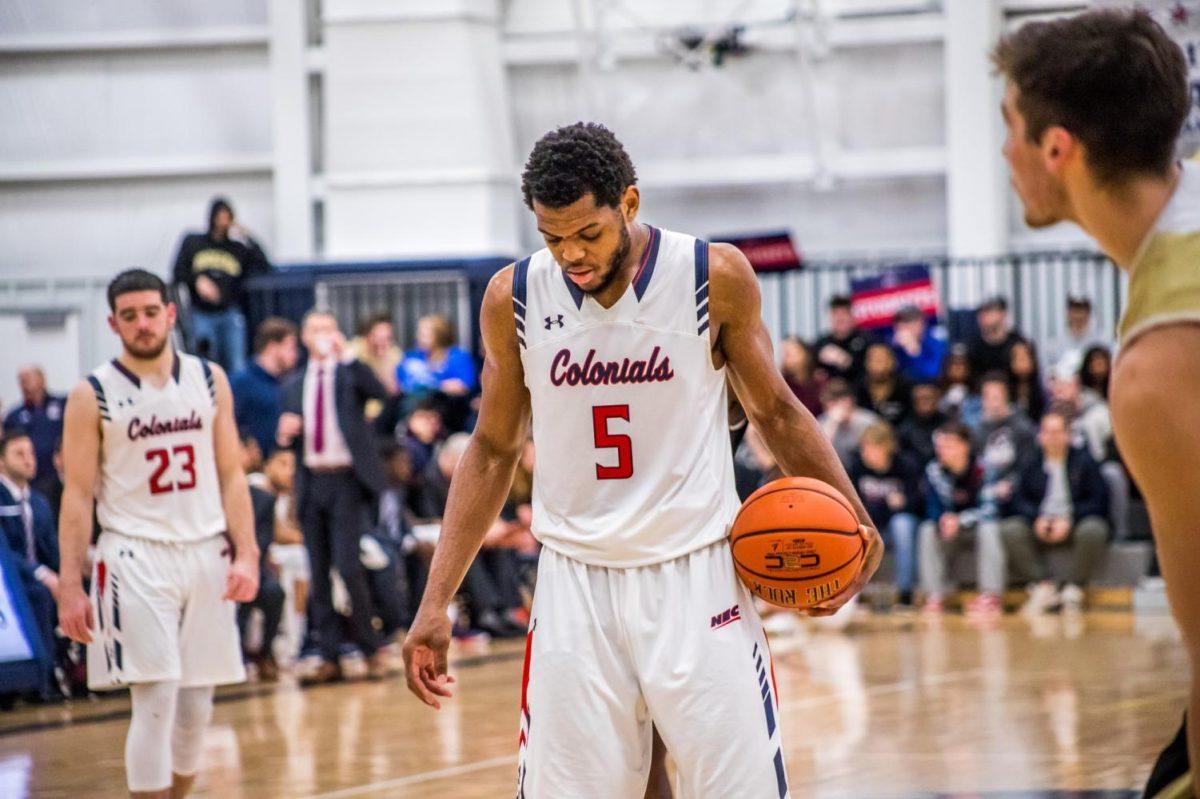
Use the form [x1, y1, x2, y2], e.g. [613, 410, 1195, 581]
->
[937, 344, 980, 426]
[857, 342, 912, 427]
[779, 336, 825, 417]
[1008, 339, 1046, 422]
[397, 314, 478, 431]
[1079, 345, 1113, 401]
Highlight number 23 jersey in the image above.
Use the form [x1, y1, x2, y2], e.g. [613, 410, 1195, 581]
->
[514, 226, 741, 567]
[87, 353, 226, 542]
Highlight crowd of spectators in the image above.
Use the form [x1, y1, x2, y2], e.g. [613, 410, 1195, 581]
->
[0, 261, 1142, 703]
[737, 292, 1133, 618]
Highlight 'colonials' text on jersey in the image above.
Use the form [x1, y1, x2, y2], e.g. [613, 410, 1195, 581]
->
[549, 346, 675, 387]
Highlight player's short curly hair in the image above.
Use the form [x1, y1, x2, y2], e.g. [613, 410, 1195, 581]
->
[520, 122, 637, 210]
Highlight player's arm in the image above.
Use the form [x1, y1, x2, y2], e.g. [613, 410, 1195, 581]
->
[403, 265, 530, 708]
[57, 380, 101, 643]
[709, 243, 882, 615]
[209, 363, 260, 603]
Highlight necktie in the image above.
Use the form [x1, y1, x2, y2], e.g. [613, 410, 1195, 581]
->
[20, 494, 33, 563]
[314, 366, 326, 454]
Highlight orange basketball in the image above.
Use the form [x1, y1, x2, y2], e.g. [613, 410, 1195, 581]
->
[730, 476, 864, 610]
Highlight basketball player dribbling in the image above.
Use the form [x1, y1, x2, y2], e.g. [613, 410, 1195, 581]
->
[402, 123, 883, 798]
[56, 270, 259, 798]
[994, 10, 1197, 798]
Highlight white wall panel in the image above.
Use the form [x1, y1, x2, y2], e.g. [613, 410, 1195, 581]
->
[0, 1, 266, 37]
[0, 176, 274, 278]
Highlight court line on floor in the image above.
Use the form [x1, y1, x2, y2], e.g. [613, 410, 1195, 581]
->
[306, 755, 518, 798]
[301, 668, 990, 798]
[0, 649, 526, 740]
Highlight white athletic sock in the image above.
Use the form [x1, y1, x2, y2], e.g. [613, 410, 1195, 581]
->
[171, 685, 215, 777]
[126, 681, 180, 792]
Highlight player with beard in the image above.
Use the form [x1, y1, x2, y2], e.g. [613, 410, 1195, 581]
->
[57, 269, 258, 798]
[403, 122, 882, 797]
[994, 9, 1196, 798]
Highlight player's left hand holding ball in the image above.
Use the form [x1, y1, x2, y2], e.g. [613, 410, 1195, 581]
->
[806, 523, 883, 618]
[224, 555, 260, 603]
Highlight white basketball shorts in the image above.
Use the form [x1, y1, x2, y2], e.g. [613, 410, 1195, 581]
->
[516, 539, 789, 799]
[87, 530, 246, 690]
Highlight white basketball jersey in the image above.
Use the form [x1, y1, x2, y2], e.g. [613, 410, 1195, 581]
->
[514, 226, 741, 567]
[87, 353, 226, 542]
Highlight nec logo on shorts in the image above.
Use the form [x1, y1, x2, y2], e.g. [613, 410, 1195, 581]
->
[710, 604, 741, 630]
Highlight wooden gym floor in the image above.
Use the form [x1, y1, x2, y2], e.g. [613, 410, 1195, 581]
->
[0, 611, 1187, 798]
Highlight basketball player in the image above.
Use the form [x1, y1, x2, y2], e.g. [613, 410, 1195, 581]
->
[57, 269, 258, 798]
[994, 9, 1195, 798]
[403, 123, 882, 797]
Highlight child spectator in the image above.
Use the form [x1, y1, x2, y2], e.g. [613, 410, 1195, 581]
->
[972, 372, 1038, 513]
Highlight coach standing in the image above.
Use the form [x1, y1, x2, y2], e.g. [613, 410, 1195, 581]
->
[277, 310, 392, 684]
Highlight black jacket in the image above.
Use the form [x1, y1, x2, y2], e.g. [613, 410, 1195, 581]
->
[847, 452, 923, 526]
[1009, 446, 1108, 524]
[283, 359, 390, 517]
[172, 232, 270, 313]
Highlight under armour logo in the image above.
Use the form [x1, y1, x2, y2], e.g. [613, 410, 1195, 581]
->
[544, 314, 565, 330]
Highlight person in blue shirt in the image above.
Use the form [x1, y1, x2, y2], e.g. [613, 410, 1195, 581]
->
[230, 317, 299, 455]
[3, 365, 66, 499]
[892, 305, 949, 384]
[397, 315, 478, 431]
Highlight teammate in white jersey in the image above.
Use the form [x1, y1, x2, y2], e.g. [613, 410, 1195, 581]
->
[403, 123, 882, 798]
[57, 269, 258, 799]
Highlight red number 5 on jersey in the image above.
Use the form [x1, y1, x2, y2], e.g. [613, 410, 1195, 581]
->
[592, 405, 633, 480]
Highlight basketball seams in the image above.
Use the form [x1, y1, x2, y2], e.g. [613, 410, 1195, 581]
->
[741, 483, 858, 526]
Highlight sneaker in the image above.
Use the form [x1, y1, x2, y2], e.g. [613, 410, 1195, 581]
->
[1060, 583, 1086, 614]
[966, 594, 1003, 617]
[1021, 582, 1060, 616]
[922, 595, 944, 615]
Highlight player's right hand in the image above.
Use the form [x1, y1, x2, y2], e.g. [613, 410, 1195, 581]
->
[402, 609, 456, 710]
[58, 584, 93, 644]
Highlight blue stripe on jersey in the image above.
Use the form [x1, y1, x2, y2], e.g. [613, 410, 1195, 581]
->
[632, 225, 662, 301]
[773, 749, 788, 798]
[513, 257, 531, 318]
[87, 375, 110, 420]
[200, 358, 216, 404]
[560, 264, 586, 310]
[694, 238, 710, 335]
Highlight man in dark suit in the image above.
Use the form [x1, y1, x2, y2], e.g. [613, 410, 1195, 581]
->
[277, 309, 392, 684]
[0, 430, 61, 696]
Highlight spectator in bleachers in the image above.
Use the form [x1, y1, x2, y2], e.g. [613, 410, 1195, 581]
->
[972, 371, 1038, 512]
[277, 309, 392, 684]
[814, 295, 869, 384]
[937, 345, 981, 427]
[398, 314, 477, 432]
[1000, 409, 1109, 615]
[779, 336, 824, 417]
[891, 305, 948, 383]
[918, 421, 1004, 616]
[259, 447, 309, 665]
[966, 296, 1027, 378]
[240, 432, 264, 480]
[239, 440, 286, 683]
[0, 430, 60, 697]
[377, 439, 424, 628]
[857, 342, 912, 427]
[818, 379, 880, 469]
[898, 381, 947, 467]
[1046, 296, 1110, 375]
[172, 196, 271, 373]
[414, 434, 525, 638]
[401, 401, 445, 486]
[1079, 345, 1113, 401]
[1052, 371, 1130, 541]
[4, 365, 65, 499]
[1007, 340, 1046, 422]
[232, 317, 299, 457]
[351, 313, 402, 395]
[849, 421, 921, 605]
